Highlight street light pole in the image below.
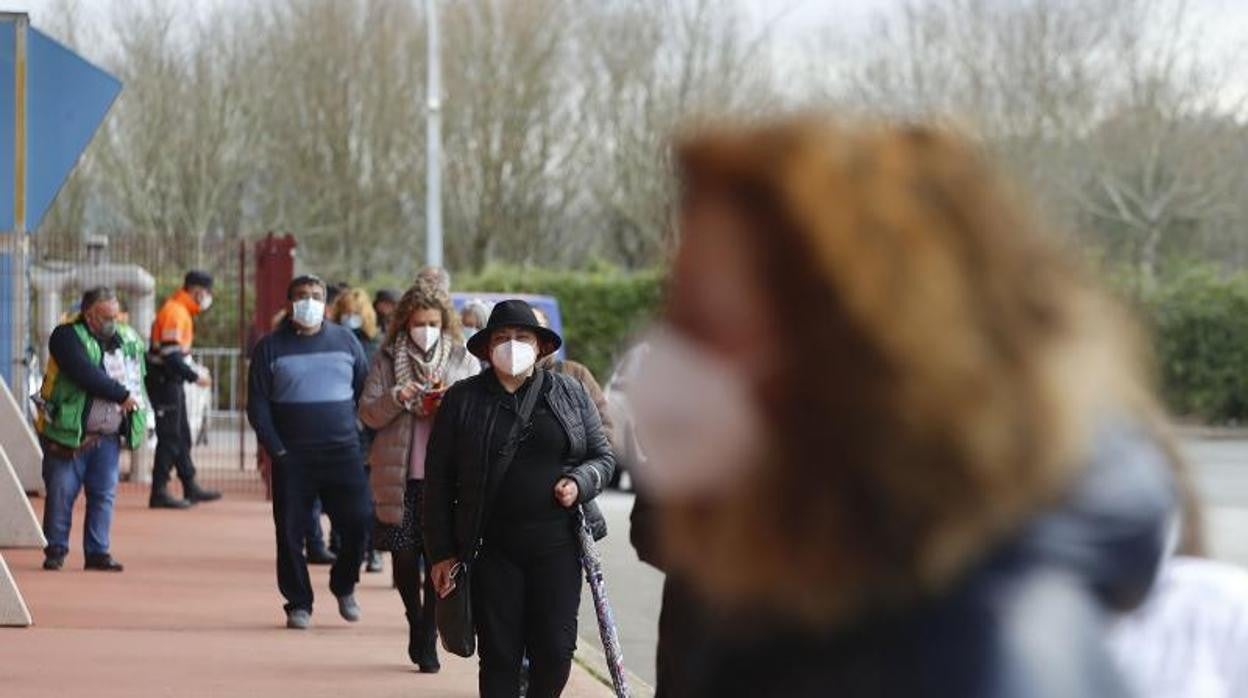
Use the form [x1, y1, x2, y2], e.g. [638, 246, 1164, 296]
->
[424, 0, 443, 269]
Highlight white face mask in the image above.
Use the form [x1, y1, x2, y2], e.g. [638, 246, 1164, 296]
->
[410, 325, 441, 352]
[629, 326, 763, 499]
[291, 299, 326, 329]
[343, 313, 364, 330]
[198, 292, 213, 312]
[491, 339, 538, 377]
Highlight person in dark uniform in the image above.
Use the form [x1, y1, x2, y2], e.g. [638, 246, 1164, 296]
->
[146, 270, 222, 509]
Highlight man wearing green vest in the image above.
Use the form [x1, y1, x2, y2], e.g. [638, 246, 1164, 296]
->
[36, 286, 150, 572]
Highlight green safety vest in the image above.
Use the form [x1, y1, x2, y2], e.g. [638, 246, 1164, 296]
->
[38, 321, 149, 450]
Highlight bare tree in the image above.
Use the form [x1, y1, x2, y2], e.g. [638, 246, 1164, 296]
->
[577, 0, 778, 268]
[246, 0, 425, 282]
[825, 0, 1248, 283]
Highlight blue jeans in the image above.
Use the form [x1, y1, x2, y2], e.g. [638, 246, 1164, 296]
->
[41, 435, 122, 557]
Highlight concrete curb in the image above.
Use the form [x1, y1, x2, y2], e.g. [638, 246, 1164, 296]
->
[574, 642, 655, 698]
[1174, 425, 1248, 440]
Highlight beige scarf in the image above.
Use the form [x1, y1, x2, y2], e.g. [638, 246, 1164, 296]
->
[392, 330, 451, 413]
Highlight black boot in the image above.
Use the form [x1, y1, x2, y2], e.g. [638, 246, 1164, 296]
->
[183, 480, 222, 503]
[307, 546, 337, 565]
[407, 612, 440, 673]
[150, 487, 193, 509]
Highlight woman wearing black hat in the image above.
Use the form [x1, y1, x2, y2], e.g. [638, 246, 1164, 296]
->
[423, 299, 615, 698]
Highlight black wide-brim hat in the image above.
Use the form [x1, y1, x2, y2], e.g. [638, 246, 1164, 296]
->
[466, 299, 563, 361]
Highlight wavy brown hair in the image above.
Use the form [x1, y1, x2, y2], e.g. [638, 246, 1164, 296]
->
[329, 288, 379, 340]
[660, 118, 1192, 624]
[388, 277, 462, 348]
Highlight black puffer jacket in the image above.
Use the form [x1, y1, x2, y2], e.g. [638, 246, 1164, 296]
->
[423, 368, 615, 564]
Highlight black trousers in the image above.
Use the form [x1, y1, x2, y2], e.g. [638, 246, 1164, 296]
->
[475, 520, 582, 698]
[271, 448, 371, 612]
[146, 374, 196, 490]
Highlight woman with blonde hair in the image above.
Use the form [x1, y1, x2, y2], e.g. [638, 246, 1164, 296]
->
[358, 277, 478, 672]
[330, 288, 382, 362]
[629, 119, 1180, 697]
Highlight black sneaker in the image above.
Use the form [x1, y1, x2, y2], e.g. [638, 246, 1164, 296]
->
[365, 550, 384, 573]
[150, 489, 193, 509]
[184, 481, 223, 503]
[42, 554, 65, 571]
[307, 546, 337, 565]
[84, 554, 124, 572]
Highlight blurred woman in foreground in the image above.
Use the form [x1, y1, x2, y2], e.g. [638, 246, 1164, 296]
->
[630, 119, 1179, 697]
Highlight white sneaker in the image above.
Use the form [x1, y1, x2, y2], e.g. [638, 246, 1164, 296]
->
[286, 608, 312, 630]
[337, 594, 361, 623]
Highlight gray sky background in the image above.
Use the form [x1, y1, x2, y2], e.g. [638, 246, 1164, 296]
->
[7, 0, 1247, 103]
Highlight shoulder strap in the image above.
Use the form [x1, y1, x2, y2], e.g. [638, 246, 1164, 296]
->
[516, 368, 544, 427]
[478, 369, 546, 538]
[496, 369, 544, 469]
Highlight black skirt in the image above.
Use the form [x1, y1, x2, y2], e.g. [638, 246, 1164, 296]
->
[373, 480, 425, 553]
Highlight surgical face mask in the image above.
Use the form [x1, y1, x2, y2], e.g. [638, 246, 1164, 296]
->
[410, 325, 441, 352]
[291, 298, 326, 329]
[629, 326, 763, 499]
[491, 339, 538, 377]
[198, 292, 213, 312]
[93, 319, 118, 340]
[462, 327, 478, 342]
[343, 313, 364, 330]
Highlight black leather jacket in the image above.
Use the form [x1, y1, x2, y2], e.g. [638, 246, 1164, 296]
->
[423, 368, 616, 564]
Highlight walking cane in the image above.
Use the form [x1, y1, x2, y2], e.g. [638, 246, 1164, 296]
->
[575, 506, 631, 698]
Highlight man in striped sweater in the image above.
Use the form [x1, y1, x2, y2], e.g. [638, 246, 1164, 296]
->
[247, 274, 372, 630]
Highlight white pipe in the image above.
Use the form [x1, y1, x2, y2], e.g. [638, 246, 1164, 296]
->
[30, 262, 157, 365]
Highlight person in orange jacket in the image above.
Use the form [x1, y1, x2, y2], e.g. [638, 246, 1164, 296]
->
[145, 270, 222, 509]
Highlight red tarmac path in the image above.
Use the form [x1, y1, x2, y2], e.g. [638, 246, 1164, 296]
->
[0, 490, 612, 698]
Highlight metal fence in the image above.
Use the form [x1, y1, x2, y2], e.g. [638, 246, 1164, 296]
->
[26, 234, 268, 497]
[115, 346, 261, 496]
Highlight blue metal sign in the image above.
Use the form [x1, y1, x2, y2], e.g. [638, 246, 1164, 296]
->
[0, 17, 121, 233]
[0, 21, 15, 232]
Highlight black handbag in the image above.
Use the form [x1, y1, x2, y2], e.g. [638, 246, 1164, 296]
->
[436, 370, 545, 658]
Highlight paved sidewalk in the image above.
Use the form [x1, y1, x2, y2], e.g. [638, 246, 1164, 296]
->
[0, 491, 612, 698]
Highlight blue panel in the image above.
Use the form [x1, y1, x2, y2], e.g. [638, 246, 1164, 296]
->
[0, 252, 12, 389]
[0, 21, 15, 232]
[26, 27, 121, 232]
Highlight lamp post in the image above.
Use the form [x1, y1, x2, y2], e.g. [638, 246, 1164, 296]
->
[424, 0, 443, 269]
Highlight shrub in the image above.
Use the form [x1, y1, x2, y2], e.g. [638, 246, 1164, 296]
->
[456, 265, 664, 380]
[1129, 266, 1248, 424]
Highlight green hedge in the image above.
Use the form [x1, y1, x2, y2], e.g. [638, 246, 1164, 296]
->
[1130, 266, 1248, 424]
[454, 263, 1248, 424]
[456, 265, 664, 381]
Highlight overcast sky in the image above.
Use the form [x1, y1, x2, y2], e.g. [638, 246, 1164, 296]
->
[8, 0, 1248, 101]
